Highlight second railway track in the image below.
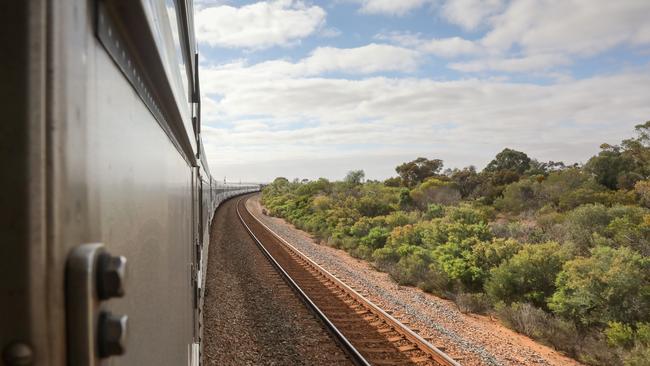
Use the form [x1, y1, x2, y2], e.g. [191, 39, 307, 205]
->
[236, 196, 461, 366]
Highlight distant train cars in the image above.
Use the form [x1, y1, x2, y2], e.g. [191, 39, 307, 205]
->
[0, 1, 258, 365]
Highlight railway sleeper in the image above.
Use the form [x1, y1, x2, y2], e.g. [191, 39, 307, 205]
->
[352, 337, 398, 345]
[330, 315, 376, 323]
[367, 360, 419, 366]
[355, 346, 401, 354]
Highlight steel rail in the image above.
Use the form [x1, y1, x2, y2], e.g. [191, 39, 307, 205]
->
[241, 197, 462, 366]
[235, 197, 372, 366]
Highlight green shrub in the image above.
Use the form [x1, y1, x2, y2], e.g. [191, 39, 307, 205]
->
[496, 178, 541, 213]
[424, 204, 445, 219]
[472, 238, 521, 271]
[360, 226, 390, 250]
[485, 242, 568, 308]
[550, 246, 650, 328]
[606, 322, 636, 348]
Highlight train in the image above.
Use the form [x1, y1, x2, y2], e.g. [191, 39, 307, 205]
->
[1, 0, 259, 365]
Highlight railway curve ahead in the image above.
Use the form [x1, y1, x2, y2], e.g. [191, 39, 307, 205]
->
[205, 193, 462, 366]
[203, 194, 354, 366]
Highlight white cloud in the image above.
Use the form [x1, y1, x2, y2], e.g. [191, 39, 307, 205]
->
[377, 32, 481, 57]
[420, 37, 482, 57]
[202, 43, 421, 85]
[482, 0, 650, 56]
[421, 0, 650, 73]
[449, 53, 570, 73]
[441, 0, 504, 30]
[195, 0, 326, 49]
[353, 0, 432, 16]
[305, 44, 421, 74]
[201, 56, 650, 181]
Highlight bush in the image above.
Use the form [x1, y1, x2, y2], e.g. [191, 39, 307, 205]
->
[635, 180, 650, 208]
[617, 322, 650, 366]
[494, 302, 624, 365]
[454, 293, 491, 314]
[624, 346, 650, 366]
[410, 178, 461, 209]
[485, 242, 568, 309]
[495, 302, 579, 351]
[490, 220, 544, 243]
[424, 204, 445, 219]
[549, 246, 650, 328]
[360, 226, 390, 250]
[496, 178, 541, 213]
[606, 322, 636, 348]
[472, 238, 521, 271]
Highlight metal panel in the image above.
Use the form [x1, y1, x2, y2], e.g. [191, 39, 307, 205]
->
[84, 44, 196, 364]
[0, 0, 48, 364]
[97, 0, 197, 165]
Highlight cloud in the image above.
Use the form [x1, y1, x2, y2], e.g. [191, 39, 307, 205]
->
[195, 0, 326, 49]
[305, 44, 421, 74]
[441, 0, 504, 30]
[202, 43, 421, 86]
[398, 0, 650, 74]
[449, 53, 571, 73]
[351, 0, 433, 16]
[201, 55, 650, 180]
[378, 32, 481, 58]
[482, 0, 650, 56]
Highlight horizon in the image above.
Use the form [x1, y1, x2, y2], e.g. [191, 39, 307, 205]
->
[195, 0, 650, 182]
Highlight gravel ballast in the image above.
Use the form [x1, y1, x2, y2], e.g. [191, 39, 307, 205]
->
[203, 195, 354, 366]
[248, 195, 584, 366]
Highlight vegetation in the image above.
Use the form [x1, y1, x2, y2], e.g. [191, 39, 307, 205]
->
[262, 121, 650, 366]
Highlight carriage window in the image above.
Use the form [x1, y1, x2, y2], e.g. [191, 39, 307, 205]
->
[142, 0, 191, 106]
[165, 0, 191, 103]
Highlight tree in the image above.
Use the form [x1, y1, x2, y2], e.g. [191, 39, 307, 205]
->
[272, 177, 289, 185]
[622, 121, 650, 180]
[344, 170, 365, 185]
[396, 157, 444, 187]
[549, 246, 650, 328]
[526, 160, 570, 176]
[449, 166, 483, 198]
[585, 144, 636, 190]
[484, 148, 532, 175]
[384, 176, 402, 187]
[538, 168, 601, 208]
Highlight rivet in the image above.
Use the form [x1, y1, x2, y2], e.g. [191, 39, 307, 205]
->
[2, 342, 33, 366]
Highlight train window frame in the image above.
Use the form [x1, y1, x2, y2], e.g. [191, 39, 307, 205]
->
[96, 0, 199, 166]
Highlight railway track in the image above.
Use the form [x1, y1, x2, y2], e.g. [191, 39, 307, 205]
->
[236, 197, 461, 366]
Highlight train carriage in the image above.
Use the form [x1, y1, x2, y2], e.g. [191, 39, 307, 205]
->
[0, 1, 258, 365]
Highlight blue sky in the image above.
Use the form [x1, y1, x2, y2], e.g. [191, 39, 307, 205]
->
[194, 0, 650, 183]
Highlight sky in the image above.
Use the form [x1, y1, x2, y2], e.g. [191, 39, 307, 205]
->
[194, 0, 650, 183]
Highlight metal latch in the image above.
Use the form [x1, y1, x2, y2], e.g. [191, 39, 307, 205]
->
[66, 243, 128, 365]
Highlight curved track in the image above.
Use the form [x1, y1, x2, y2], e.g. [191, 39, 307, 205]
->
[237, 196, 461, 366]
[203, 195, 354, 366]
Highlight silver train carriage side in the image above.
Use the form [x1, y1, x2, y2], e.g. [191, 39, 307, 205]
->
[0, 0, 259, 365]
